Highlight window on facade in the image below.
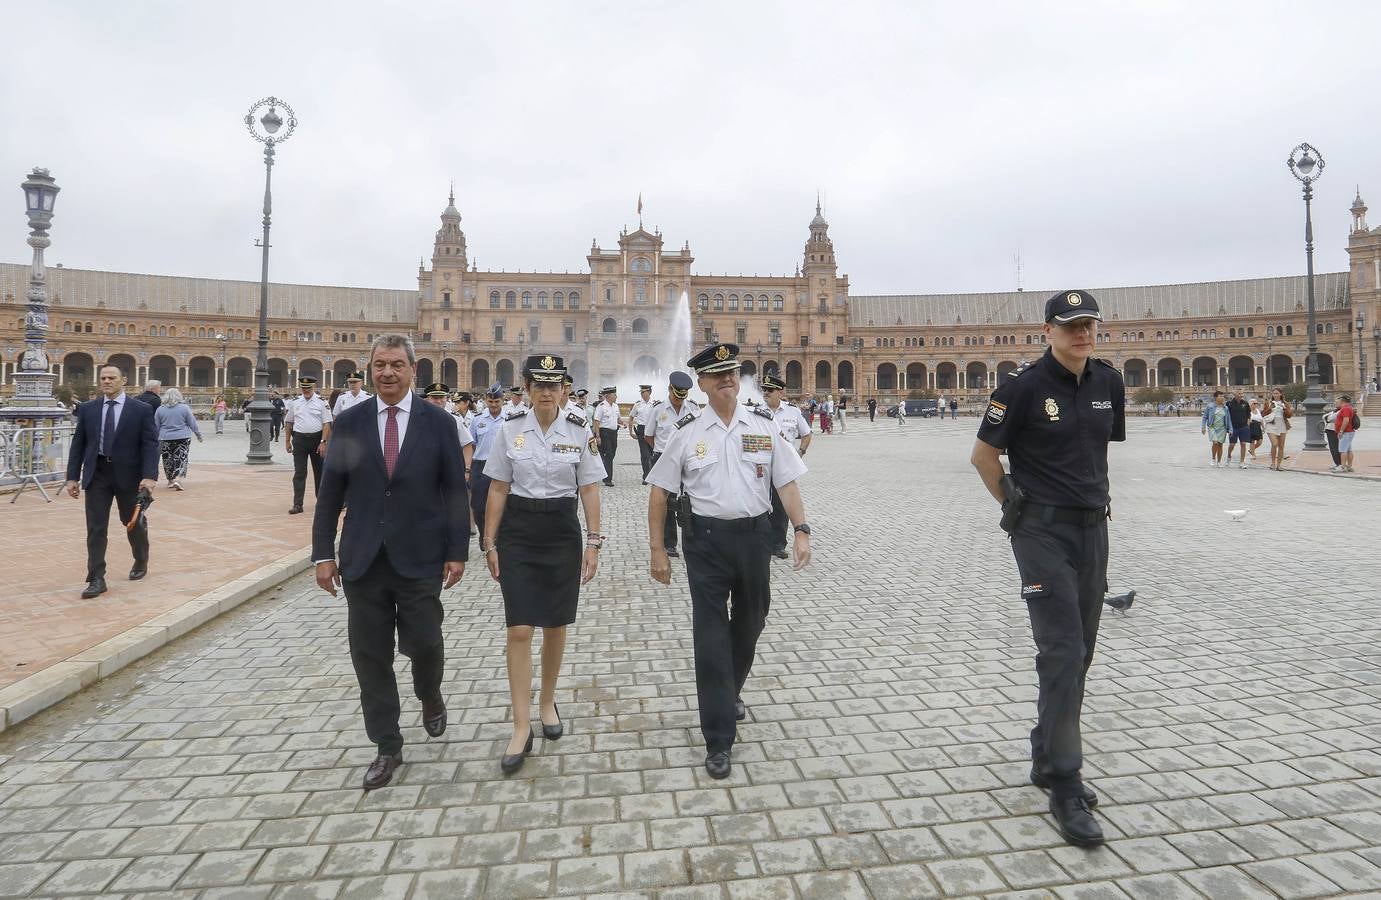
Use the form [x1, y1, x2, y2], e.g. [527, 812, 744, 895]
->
[537, 291, 548, 309]
[875, 338, 882, 347]
[554, 291, 564, 309]
[713, 294, 724, 311]
[564, 324, 575, 343]
[506, 291, 516, 309]
[631, 257, 652, 273]
[442, 291, 452, 308]
[442, 318, 450, 331]
[569, 291, 580, 309]
[728, 295, 738, 311]
[1246, 327, 1253, 337]
[636, 284, 646, 304]
[698, 294, 709, 311]
[521, 291, 532, 309]
[759, 295, 769, 311]
[736, 326, 747, 344]
[1285, 325, 1293, 335]
[773, 295, 784, 311]
[819, 322, 826, 335]
[528, 323, 539, 344]
[490, 291, 500, 309]
[63, 321, 71, 332]
[494, 325, 505, 342]
[703, 327, 713, 343]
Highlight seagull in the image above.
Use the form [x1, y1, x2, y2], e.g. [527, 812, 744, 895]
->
[1105, 590, 1136, 612]
[1225, 509, 1249, 521]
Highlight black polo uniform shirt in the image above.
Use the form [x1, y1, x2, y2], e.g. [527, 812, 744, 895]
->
[977, 349, 1126, 509]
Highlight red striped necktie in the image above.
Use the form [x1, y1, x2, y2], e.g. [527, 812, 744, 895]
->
[384, 406, 399, 478]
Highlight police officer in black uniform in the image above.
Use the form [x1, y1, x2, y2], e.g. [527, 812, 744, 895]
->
[971, 289, 1126, 848]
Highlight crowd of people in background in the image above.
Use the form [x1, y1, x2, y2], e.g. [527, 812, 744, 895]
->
[1200, 386, 1362, 473]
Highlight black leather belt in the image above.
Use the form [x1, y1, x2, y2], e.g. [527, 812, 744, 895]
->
[1026, 503, 1108, 526]
[508, 495, 577, 512]
[690, 512, 769, 531]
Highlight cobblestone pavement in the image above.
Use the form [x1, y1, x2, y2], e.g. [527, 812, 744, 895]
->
[1, 417, 1379, 899]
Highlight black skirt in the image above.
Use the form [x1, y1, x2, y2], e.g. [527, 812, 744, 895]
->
[498, 498, 583, 628]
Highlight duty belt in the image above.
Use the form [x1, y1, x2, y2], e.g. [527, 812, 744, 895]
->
[690, 512, 769, 532]
[1025, 503, 1108, 526]
[507, 495, 577, 513]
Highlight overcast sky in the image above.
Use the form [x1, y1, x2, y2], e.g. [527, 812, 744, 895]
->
[3, 1, 1378, 298]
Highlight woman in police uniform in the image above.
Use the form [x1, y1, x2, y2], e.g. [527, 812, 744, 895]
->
[482, 354, 606, 774]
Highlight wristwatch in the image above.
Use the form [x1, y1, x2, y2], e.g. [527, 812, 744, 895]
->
[793, 523, 812, 535]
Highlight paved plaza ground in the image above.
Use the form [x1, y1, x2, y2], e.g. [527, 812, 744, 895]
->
[0, 415, 1379, 898]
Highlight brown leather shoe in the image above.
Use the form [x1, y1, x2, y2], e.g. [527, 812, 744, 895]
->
[422, 699, 447, 737]
[362, 752, 402, 790]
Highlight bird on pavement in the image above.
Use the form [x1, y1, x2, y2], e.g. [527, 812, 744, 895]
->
[1225, 509, 1249, 522]
[1104, 590, 1136, 612]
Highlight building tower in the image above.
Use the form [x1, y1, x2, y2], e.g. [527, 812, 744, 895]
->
[433, 185, 468, 270]
[1352, 188, 1369, 234]
[802, 197, 838, 306]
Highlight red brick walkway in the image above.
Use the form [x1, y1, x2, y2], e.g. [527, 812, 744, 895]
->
[1283, 447, 1381, 479]
[0, 464, 313, 690]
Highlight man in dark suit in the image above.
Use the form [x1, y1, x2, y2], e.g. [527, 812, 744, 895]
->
[135, 380, 162, 408]
[65, 365, 159, 598]
[312, 334, 470, 790]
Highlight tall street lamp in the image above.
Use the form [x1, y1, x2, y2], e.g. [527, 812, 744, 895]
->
[243, 97, 298, 465]
[11, 169, 61, 407]
[1357, 311, 1367, 395]
[216, 332, 229, 389]
[1373, 324, 1380, 391]
[1287, 142, 1326, 450]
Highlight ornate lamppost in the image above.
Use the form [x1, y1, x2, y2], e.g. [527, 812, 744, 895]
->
[1357, 311, 1367, 396]
[1286, 143, 1326, 450]
[243, 97, 298, 464]
[1373, 324, 1380, 391]
[10, 169, 61, 408]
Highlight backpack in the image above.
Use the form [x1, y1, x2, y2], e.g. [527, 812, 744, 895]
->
[1351, 410, 1362, 430]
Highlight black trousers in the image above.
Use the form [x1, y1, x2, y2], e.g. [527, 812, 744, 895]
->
[84, 458, 149, 582]
[635, 425, 653, 479]
[1010, 517, 1108, 799]
[599, 428, 618, 482]
[1326, 429, 1341, 466]
[270, 414, 283, 441]
[343, 547, 445, 756]
[683, 513, 772, 753]
[291, 431, 324, 506]
[768, 485, 788, 553]
[868, 407, 876, 422]
[648, 452, 679, 549]
[470, 458, 492, 538]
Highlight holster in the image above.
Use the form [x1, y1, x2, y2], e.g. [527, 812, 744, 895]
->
[999, 474, 1026, 534]
[675, 492, 692, 532]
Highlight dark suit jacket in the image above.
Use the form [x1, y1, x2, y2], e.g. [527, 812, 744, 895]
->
[135, 390, 162, 408]
[312, 396, 470, 581]
[66, 394, 160, 490]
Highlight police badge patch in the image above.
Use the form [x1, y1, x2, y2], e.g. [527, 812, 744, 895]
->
[986, 400, 1006, 424]
[1044, 398, 1060, 421]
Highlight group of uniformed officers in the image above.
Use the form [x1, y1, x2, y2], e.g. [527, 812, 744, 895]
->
[308, 284, 1122, 848]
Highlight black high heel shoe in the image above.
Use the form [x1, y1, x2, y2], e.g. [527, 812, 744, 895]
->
[501, 730, 534, 775]
[541, 703, 564, 740]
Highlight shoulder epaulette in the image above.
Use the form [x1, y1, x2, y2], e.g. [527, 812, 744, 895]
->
[1008, 361, 1037, 378]
[1094, 358, 1118, 372]
[751, 406, 774, 419]
[652, 400, 663, 406]
[675, 412, 698, 429]
[566, 411, 587, 427]
[505, 409, 528, 420]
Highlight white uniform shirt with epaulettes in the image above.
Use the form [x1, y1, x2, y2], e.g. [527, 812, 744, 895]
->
[647, 398, 699, 454]
[769, 401, 811, 445]
[452, 416, 475, 448]
[647, 403, 807, 519]
[594, 399, 621, 430]
[482, 408, 607, 499]
[333, 389, 372, 417]
[285, 393, 332, 434]
[630, 398, 653, 431]
[470, 408, 505, 461]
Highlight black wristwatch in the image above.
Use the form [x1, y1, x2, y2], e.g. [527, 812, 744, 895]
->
[793, 523, 812, 535]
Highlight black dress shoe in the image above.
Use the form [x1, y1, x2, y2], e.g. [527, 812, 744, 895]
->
[1030, 768, 1097, 807]
[129, 566, 147, 581]
[81, 577, 107, 599]
[1050, 795, 1104, 847]
[541, 703, 563, 740]
[735, 698, 747, 721]
[422, 699, 447, 737]
[772, 548, 789, 559]
[501, 731, 534, 775]
[665, 547, 679, 558]
[288, 505, 303, 515]
[705, 750, 732, 780]
[363, 752, 403, 791]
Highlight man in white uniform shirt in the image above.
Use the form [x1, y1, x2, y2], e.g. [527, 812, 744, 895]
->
[646, 344, 811, 780]
[644, 371, 699, 557]
[424, 382, 475, 475]
[333, 371, 373, 418]
[469, 385, 507, 539]
[507, 387, 527, 416]
[630, 384, 655, 482]
[761, 372, 812, 559]
[285, 376, 333, 514]
[594, 387, 621, 486]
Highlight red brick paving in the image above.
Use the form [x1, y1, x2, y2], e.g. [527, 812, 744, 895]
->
[0, 464, 313, 690]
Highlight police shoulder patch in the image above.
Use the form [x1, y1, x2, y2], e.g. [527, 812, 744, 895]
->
[505, 409, 528, 420]
[566, 411, 587, 428]
[985, 399, 1007, 424]
[751, 406, 774, 419]
[675, 412, 698, 429]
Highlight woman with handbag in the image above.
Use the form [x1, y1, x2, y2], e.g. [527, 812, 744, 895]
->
[1262, 388, 1290, 471]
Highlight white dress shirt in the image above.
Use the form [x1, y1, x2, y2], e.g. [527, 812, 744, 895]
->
[285, 393, 333, 433]
[377, 391, 414, 456]
[483, 410, 606, 499]
[594, 399, 621, 430]
[647, 403, 806, 519]
[98, 392, 128, 455]
[769, 401, 811, 445]
[646, 398, 699, 454]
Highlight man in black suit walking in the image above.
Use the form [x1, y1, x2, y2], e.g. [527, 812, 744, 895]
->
[65, 365, 159, 598]
[312, 334, 470, 790]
